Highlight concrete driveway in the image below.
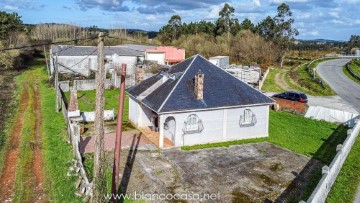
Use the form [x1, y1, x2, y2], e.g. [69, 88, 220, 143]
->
[113, 142, 321, 202]
[316, 59, 360, 113]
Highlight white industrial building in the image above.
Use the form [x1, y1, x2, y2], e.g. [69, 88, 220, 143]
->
[126, 55, 274, 148]
[209, 56, 229, 69]
[50, 45, 153, 77]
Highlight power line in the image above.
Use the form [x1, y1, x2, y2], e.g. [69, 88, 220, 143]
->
[56, 47, 98, 76]
[0, 36, 97, 52]
[51, 37, 97, 55]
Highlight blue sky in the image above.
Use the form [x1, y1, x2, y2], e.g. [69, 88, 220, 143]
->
[1, 0, 359, 41]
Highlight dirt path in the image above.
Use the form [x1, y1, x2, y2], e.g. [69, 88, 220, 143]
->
[0, 88, 29, 202]
[0, 82, 46, 202]
[275, 72, 292, 91]
[32, 83, 46, 202]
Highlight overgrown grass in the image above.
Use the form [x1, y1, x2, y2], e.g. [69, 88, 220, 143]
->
[0, 72, 22, 178]
[287, 59, 335, 96]
[261, 67, 285, 93]
[15, 60, 82, 202]
[327, 134, 360, 202]
[349, 59, 360, 76]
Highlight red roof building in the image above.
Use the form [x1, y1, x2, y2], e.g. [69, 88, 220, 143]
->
[145, 46, 185, 65]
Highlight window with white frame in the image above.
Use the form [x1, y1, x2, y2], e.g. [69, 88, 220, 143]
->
[183, 114, 204, 134]
[239, 109, 257, 127]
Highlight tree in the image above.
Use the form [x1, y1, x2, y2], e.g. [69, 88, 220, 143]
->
[240, 19, 255, 32]
[256, 16, 277, 40]
[0, 11, 23, 41]
[273, 3, 299, 67]
[347, 35, 360, 53]
[214, 3, 240, 36]
[158, 15, 182, 44]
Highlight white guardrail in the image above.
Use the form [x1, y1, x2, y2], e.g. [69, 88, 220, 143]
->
[301, 119, 360, 203]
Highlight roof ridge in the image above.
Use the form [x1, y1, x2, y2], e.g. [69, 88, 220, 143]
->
[157, 55, 198, 112]
[197, 55, 275, 103]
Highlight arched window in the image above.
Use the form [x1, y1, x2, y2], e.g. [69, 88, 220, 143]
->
[183, 114, 204, 134]
[239, 109, 257, 127]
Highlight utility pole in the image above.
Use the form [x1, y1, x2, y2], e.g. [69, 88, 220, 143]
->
[55, 54, 59, 112]
[43, 45, 50, 78]
[92, 32, 107, 203]
[111, 64, 126, 200]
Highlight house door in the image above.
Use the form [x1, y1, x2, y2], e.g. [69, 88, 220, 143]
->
[164, 117, 176, 144]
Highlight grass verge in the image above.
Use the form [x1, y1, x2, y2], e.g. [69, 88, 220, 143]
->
[343, 59, 360, 85]
[327, 134, 360, 202]
[286, 59, 335, 96]
[14, 59, 82, 202]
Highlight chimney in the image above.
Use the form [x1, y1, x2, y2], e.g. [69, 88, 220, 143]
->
[194, 71, 204, 100]
[135, 66, 144, 85]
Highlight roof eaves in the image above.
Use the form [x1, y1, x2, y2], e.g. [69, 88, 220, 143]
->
[158, 102, 274, 114]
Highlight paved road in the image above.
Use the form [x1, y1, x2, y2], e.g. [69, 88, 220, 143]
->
[316, 59, 360, 113]
[317, 59, 360, 203]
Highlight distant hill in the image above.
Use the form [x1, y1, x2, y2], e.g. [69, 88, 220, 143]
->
[126, 29, 158, 39]
[296, 39, 346, 43]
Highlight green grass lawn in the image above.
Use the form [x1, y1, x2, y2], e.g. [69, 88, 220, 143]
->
[343, 59, 360, 85]
[183, 111, 346, 163]
[15, 60, 82, 202]
[326, 134, 360, 202]
[65, 89, 130, 120]
[286, 59, 335, 96]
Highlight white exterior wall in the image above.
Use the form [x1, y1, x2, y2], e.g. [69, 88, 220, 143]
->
[159, 105, 270, 147]
[146, 52, 165, 65]
[129, 97, 139, 126]
[129, 97, 155, 128]
[50, 55, 143, 77]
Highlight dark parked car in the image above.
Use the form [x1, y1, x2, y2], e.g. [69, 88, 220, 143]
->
[273, 91, 308, 103]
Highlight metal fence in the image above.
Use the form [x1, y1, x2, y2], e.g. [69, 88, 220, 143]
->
[302, 119, 360, 203]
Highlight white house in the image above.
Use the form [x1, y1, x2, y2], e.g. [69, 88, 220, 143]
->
[126, 55, 275, 148]
[50, 45, 146, 77]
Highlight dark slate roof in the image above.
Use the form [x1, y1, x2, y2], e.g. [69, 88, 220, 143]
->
[127, 74, 163, 97]
[126, 55, 274, 113]
[168, 56, 195, 74]
[120, 44, 156, 52]
[142, 78, 179, 111]
[51, 45, 143, 57]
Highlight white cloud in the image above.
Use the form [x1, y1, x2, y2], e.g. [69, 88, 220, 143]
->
[329, 12, 339, 18]
[4, 5, 18, 10]
[253, 0, 261, 6]
[272, 0, 308, 3]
